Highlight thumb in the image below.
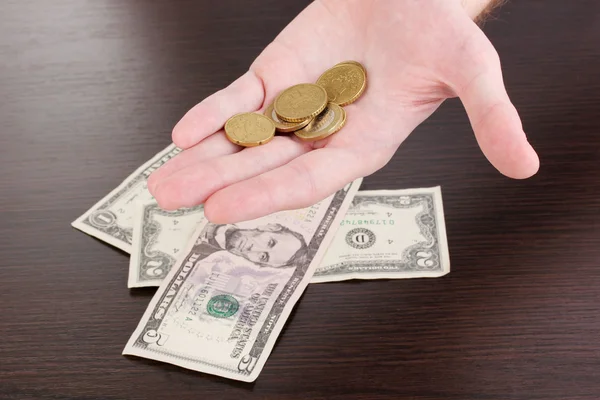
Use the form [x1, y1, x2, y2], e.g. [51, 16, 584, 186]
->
[450, 23, 539, 179]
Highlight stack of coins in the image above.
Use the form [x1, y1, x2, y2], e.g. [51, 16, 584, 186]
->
[224, 61, 367, 147]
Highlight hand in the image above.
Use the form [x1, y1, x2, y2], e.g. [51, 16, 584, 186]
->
[148, 0, 539, 223]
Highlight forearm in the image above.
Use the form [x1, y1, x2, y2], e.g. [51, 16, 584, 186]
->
[462, 0, 507, 22]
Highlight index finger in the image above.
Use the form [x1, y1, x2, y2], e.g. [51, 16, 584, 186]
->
[172, 70, 265, 149]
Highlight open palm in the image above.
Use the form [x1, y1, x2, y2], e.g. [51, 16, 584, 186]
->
[148, 0, 539, 223]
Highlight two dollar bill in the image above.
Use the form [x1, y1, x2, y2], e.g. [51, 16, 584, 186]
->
[72, 143, 450, 382]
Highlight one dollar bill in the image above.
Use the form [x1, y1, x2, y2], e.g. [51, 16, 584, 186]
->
[123, 178, 362, 382]
[71, 144, 181, 253]
[311, 186, 449, 283]
[128, 202, 205, 288]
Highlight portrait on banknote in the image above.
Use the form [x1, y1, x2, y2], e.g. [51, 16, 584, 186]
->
[195, 222, 310, 270]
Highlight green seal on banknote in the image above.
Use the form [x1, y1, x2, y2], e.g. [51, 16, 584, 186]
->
[207, 294, 239, 318]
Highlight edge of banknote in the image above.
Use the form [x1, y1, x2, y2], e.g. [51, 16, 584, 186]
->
[128, 201, 160, 288]
[128, 201, 206, 288]
[122, 178, 363, 382]
[71, 143, 179, 253]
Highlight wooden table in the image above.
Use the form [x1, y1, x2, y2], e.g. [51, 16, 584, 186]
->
[2, 1, 599, 399]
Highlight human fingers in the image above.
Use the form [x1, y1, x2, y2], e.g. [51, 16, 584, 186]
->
[147, 133, 239, 193]
[150, 136, 311, 210]
[171, 70, 265, 149]
[203, 144, 392, 224]
[449, 20, 539, 179]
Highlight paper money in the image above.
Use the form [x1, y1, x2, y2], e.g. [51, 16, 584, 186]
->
[123, 178, 362, 382]
[71, 144, 181, 253]
[127, 186, 450, 288]
[128, 202, 205, 288]
[311, 186, 449, 283]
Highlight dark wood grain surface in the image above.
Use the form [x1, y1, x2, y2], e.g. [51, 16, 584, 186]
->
[1, 1, 599, 399]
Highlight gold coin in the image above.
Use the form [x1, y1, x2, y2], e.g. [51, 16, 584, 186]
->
[316, 63, 367, 106]
[293, 102, 346, 142]
[264, 102, 311, 133]
[335, 60, 367, 76]
[224, 112, 275, 147]
[274, 83, 328, 123]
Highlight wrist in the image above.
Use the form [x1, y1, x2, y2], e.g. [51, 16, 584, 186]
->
[461, 0, 504, 21]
